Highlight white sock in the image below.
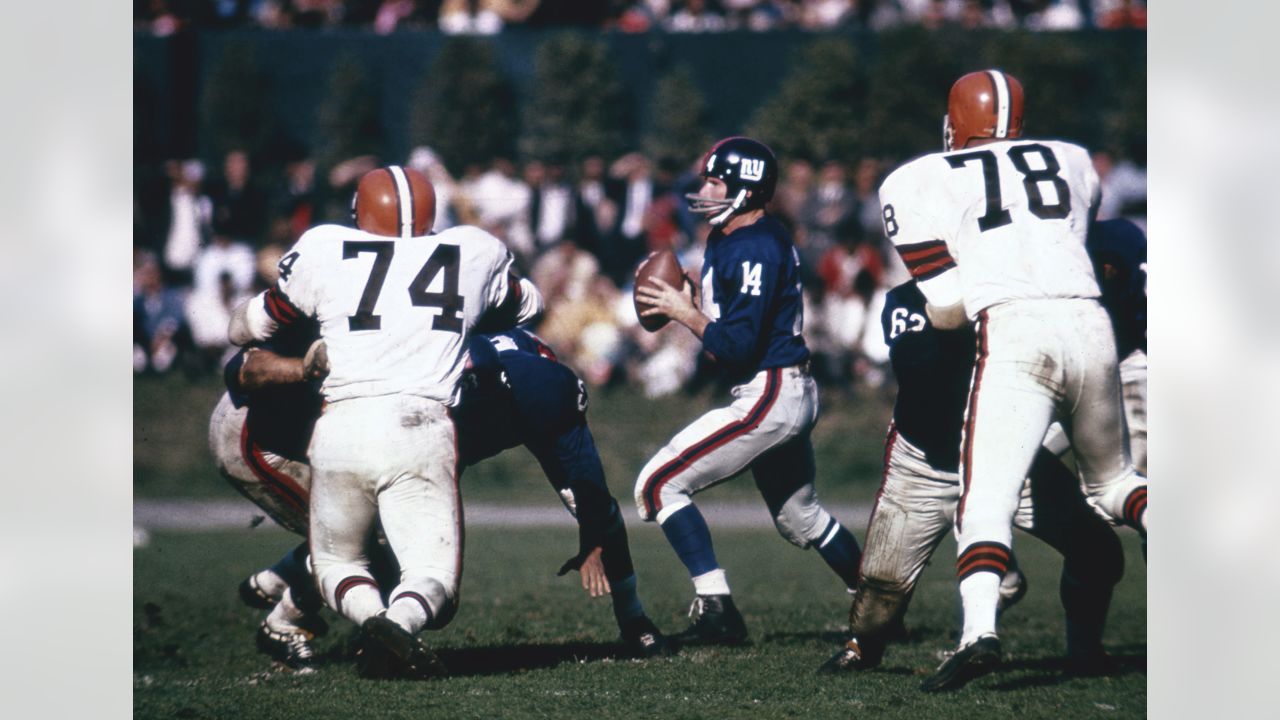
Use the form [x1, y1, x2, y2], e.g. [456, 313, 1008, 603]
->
[958, 572, 1001, 646]
[386, 595, 430, 634]
[265, 588, 307, 632]
[253, 569, 288, 602]
[339, 585, 386, 626]
[692, 568, 731, 596]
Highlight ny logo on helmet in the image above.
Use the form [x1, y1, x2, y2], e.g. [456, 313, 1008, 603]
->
[740, 158, 766, 182]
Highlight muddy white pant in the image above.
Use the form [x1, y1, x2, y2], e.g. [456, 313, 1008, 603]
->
[308, 394, 461, 633]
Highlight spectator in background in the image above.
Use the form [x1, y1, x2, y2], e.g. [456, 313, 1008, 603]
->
[186, 223, 257, 372]
[666, 0, 728, 31]
[373, 0, 434, 33]
[134, 253, 191, 374]
[524, 160, 578, 254]
[603, 153, 655, 286]
[439, 0, 540, 33]
[775, 158, 815, 228]
[575, 155, 617, 257]
[1095, 0, 1145, 29]
[163, 159, 212, 286]
[460, 157, 533, 260]
[407, 145, 465, 232]
[1092, 150, 1147, 221]
[800, 0, 854, 29]
[208, 149, 268, 247]
[270, 151, 318, 246]
[798, 160, 855, 288]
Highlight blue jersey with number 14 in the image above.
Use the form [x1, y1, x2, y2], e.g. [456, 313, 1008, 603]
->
[700, 215, 808, 382]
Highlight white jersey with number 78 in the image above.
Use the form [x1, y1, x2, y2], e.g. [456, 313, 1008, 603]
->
[878, 138, 1102, 319]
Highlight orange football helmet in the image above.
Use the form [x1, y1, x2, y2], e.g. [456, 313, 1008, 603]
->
[944, 69, 1025, 151]
[351, 165, 436, 238]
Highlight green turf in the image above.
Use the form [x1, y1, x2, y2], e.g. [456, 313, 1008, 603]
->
[134, 526, 1146, 719]
[134, 374, 893, 504]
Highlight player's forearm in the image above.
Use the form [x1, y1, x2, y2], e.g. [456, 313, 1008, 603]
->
[239, 348, 306, 390]
[228, 294, 278, 346]
[672, 307, 711, 339]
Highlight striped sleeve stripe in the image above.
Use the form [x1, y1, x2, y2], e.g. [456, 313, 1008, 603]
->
[897, 240, 956, 280]
[264, 286, 302, 324]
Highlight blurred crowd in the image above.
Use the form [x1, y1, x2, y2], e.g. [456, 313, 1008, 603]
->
[135, 0, 1146, 35]
[134, 146, 1146, 395]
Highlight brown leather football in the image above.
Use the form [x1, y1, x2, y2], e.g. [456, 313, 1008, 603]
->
[633, 250, 685, 332]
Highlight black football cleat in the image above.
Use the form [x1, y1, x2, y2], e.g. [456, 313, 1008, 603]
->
[671, 594, 749, 647]
[357, 614, 446, 680]
[818, 636, 874, 675]
[920, 634, 1001, 692]
[256, 622, 318, 671]
[621, 615, 675, 659]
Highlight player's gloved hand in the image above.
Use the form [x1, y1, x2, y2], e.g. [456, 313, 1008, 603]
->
[303, 340, 330, 380]
[556, 546, 611, 598]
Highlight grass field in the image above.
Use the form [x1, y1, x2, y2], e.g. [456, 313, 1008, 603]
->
[135, 374, 1145, 718]
[134, 525, 1146, 720]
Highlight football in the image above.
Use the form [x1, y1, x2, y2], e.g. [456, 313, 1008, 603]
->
[633, 250, 685, 332]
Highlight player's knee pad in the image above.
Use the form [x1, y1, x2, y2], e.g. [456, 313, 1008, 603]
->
[849, 576, 910, 637]
[772, 485, 830, 548]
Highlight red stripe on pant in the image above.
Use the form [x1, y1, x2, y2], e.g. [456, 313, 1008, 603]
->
[957, 311, 989, 533]
[641, 369, 782, 517]
[240, 422, 309, 517]
[856, 423, 899, 578]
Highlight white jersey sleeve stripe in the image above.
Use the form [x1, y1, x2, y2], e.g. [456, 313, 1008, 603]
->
[388, 165, 413, 238]
[988, 70, 1010, 138]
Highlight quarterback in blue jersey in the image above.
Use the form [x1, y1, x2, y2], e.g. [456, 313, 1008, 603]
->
[634, 137, 863, 645]
[819, 221, 1147, 679]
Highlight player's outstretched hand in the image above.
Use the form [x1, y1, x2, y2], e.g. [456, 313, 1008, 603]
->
[578, 546, 611, 598]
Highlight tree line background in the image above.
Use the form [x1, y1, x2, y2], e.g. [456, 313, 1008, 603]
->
[135, 28, 1145, 182]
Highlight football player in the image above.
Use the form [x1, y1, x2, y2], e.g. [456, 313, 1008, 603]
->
[633, 137, 863, 645]
[209, 328, 332, 670]
[214, 327, 673, 667]
[877, 70, 1147, 691]
[451, 328, 674, 658]
[229, 165, 543, 678]
[818, 269, 1129, 678]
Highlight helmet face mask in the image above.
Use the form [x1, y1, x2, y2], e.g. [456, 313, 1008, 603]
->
[351, 165, 437, 238]
[685, 136, 778, 227]
[944, 69, 1025, 151]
